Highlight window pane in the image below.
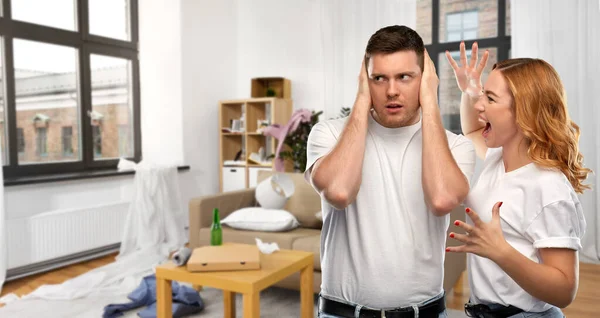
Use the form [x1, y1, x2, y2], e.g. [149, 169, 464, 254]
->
[438, 47, 498, 134]
[462, 30, 478, 41]
[447, 32, 462, 42]
[463, 12, 478, 29]
[14, 39, 81, 164]
[12, 0, 76, 31]
[447, 13, 463, 32]
[439, 0, 497, 43]
[91, 54, 134, 160]
[89, 0, 130, 41]
[62, 126, 73, 155]
[506, 0, 511, 35]
[416, 0, 432, 44]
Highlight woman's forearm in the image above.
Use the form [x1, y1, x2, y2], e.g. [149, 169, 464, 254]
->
[492, 245, 577, 308]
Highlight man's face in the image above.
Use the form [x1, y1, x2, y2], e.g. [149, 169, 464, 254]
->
[367, 51, 422, 128]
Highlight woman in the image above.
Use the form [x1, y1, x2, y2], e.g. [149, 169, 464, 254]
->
[445, 42, 590, 318]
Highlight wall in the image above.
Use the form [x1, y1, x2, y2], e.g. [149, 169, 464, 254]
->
[179, 0, 239, 205]
[235, 0, 325, 112]
[139, 0, 185, 166]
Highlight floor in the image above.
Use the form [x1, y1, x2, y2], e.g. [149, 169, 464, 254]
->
[2, 254, 600, 317]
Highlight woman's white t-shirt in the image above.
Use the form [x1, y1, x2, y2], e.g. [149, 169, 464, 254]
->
[465, 147, 586, 312]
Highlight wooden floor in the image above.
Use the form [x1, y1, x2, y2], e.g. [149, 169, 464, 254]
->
[1, 253, 117, 298]
[2, 255, 600, 317]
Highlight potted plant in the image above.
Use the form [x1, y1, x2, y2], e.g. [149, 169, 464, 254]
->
[263, 109, 322, 172]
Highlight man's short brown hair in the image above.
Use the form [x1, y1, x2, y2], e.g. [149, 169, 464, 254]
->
[365, 25, 425, 72]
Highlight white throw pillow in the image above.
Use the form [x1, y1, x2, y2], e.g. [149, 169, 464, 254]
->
[221, 207, 300, 232]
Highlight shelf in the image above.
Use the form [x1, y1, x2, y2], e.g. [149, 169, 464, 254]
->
[218, 94, 293, 192]
[221, 135, 244, 163]
[247, 163, 272, 168]
[246, 101, 270, 133]
[220, 102, 244, 131]
[251, 77, 291, 99]
[222, 132, 244, 136]
[223, 164, 246, 167]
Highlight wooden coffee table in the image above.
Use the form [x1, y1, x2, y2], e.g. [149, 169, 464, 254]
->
[155, 243, 314, 318]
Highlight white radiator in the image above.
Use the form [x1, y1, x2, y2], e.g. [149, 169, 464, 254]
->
[6, 201, 129, 269]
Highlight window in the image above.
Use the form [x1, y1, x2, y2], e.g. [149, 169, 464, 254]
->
[17, 128, 24, 154]
[417, 0, 511, 134]
[0, 1, 140, 178]
[446, 11, 478, 42]
[36, 127, 47, 156]
[118, 125, 131, 157]
[92, 125, 102, 157]
[62, 126, 73, 155]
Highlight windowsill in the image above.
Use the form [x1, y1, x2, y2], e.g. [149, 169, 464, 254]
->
[4, 165, 191, 187]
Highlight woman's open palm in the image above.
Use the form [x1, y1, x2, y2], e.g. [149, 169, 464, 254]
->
[445, 42, 489, 97]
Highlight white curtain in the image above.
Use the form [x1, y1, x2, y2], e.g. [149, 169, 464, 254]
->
[511, 0, 600, 263]
[0, 156, 5, 294]
[319, 0, 416, 119]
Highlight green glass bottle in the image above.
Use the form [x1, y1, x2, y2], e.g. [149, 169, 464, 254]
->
[210, 208, 222, 246]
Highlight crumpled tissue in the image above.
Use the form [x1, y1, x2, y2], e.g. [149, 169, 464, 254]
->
[255, 238, 279, 254]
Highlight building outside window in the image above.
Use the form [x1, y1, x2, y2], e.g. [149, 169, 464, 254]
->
[416, 0, 511, 134]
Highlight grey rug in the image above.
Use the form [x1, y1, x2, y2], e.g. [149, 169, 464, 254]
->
[189, 286, 467, 317]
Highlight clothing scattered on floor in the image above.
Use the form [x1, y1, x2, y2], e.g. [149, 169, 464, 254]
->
[103, 274, 204, 318]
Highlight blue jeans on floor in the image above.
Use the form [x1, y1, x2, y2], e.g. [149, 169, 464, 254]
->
[317, 292, 447, 318]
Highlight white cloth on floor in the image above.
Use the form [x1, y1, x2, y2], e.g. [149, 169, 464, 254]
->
[0, 161, 186, 317]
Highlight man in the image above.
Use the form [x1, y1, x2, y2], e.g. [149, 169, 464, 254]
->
[305, 25, 476, 318]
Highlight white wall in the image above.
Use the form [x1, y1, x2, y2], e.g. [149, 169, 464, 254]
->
[179, 0, 239, 204]
[139, 0, 185, 166]
[235, 0, 325, 113]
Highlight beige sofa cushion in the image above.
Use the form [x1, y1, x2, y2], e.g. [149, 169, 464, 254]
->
[291, 235, 321, 271]
[198, 226, 320, 250]
[258, 171, 322, 229]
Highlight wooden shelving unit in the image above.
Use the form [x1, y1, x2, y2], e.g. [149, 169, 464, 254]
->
[218, 97, 293, 192]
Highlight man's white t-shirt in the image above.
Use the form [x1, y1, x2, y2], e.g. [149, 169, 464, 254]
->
[465, 147, 586, 312]
[304, 114, 476, 308]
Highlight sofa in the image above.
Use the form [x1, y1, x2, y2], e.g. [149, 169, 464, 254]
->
[188, 171, 466, 294]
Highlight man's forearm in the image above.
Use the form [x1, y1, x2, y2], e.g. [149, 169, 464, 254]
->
[460, 92, 484, 135]
[311, 97, 370, 209]
[421, 102, 469, 215]
[493, 246, 577, 308]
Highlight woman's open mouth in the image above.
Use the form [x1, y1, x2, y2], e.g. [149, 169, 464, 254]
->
[482, 122, 492, 138]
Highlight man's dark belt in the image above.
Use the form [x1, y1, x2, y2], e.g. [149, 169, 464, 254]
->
[319, 295, 445, 318]
[464, 303, 524, 318]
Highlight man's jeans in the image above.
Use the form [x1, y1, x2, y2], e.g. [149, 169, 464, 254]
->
[317, 292, 447, 318]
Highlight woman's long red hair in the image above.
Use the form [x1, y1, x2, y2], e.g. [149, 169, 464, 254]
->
[494, 58, 591, 193]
